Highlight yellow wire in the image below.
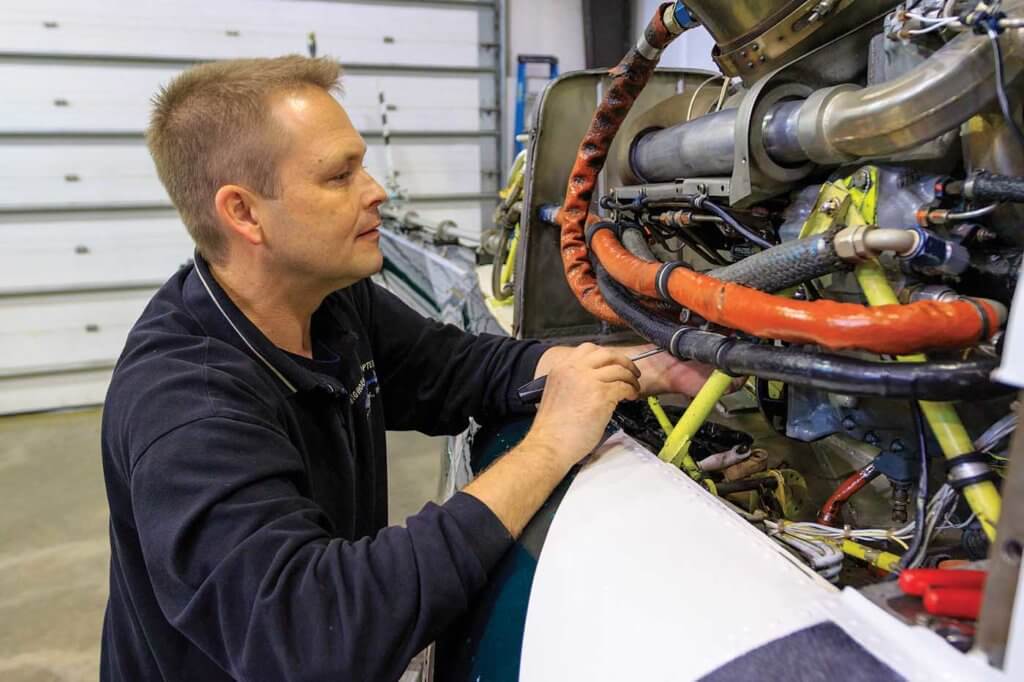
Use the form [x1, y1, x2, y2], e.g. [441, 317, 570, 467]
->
[647, 396, 674, 436]
[658, 370, 734, 478]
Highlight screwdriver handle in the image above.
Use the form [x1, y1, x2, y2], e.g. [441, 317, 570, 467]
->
[516, 347, 664, 405]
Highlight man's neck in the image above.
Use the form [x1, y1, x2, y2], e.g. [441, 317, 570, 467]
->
[209, 259, 324, 359]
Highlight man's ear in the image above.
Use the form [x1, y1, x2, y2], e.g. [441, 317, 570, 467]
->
[214, 184, 265, 247]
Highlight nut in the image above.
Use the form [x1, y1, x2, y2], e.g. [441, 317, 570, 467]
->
[833, 224, 874, 263]
[819, 198, 841, 216]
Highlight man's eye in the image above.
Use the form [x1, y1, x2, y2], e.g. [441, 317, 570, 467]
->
[333, 171, 352, 182]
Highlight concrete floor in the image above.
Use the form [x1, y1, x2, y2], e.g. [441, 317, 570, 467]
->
[0, 407, 444, 681]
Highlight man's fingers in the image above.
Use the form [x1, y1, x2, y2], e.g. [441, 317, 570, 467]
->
[577, 346, 640, 377]
[609, 378, 640, 403]
[593, 365, 641, 397]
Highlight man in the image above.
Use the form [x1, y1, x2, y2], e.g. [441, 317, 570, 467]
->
[100, 56, 711, 680]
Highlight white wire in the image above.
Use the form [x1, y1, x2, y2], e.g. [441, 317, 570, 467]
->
[713, 77, 730, 113]
[975, 412, 1017, 453]
[907, 17, 962, 34]
[685, 75, 725, 121]
[905, 10, 958, 23]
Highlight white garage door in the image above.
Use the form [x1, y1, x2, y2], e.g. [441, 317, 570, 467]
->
[0, 0, 503, 414]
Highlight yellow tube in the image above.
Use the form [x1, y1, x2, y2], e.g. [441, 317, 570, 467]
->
[647, 396, 674, 436]
[499, 226, 519, 289]
[658, 370, 734, 478]
[838, 539, 902, 573]
[854, 261, 1001, 540]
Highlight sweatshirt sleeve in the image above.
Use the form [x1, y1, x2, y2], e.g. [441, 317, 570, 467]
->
[130, 415, 512, 682]
[365, 281, 550, 434]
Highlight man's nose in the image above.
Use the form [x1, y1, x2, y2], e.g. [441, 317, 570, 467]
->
[364, 171, 387, 207]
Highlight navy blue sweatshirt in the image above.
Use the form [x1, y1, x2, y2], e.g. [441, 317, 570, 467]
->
[99, 254, 547, 681]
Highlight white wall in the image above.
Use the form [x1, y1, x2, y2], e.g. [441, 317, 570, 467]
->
[504, 0, 586, 164]
[0, 0, 500, 414]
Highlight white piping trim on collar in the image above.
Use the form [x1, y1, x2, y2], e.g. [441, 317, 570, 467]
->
[193, 258, 299, 394]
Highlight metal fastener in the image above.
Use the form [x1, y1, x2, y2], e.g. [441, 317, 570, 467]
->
[819, 198, 841, 216]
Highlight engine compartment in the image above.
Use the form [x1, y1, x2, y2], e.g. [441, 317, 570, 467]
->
[512, 0, 1024, 658]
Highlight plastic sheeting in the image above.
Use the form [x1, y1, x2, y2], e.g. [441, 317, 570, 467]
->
[376, 227, 504, 497]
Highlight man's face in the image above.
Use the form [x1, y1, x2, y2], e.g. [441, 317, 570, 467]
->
[257, 86, 387, 289]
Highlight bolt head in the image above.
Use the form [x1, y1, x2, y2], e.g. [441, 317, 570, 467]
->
[819, 198, 840, 216]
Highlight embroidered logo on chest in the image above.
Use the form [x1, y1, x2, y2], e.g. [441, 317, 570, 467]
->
[350, 359, 379, 413]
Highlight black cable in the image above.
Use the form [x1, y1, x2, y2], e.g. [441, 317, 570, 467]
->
[641, 216, 730, 266]
[696, 198, 776, 250]
[899, 404, 930, 571]
[984, 22, 1024, 150]
[802, 280, 821, 301]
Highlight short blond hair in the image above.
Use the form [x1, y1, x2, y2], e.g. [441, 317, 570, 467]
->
[147, 56, 343, 263]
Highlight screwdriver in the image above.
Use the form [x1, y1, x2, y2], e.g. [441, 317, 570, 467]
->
[516, 347, 666, 404]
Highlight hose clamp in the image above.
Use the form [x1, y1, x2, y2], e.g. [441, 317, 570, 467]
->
[655, 261, 685, 300]
[635, 35, 663, 60]
[961, 296, 993, 340]
[584, 220, 619, 249]
[713, 337, 738, 374]
[963, 173, 979, 200]
[945, 452, 998, 490]
[669, 326, 695, 358]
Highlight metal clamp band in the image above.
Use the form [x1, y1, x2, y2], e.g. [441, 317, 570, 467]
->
[655, 261, 685, 300]
[585, 220, 619, 249]
[960, 296, 993, 340]
[712, 0, 855, 80]
[635, 36, 663, 61]
[713, 337, 738, 374]
[669, 326, 695, 358]
[946, 452, 998, 489]
[948, 471, 999, 490]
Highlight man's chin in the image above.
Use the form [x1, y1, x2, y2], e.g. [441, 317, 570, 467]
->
[342, 251, 384, 284]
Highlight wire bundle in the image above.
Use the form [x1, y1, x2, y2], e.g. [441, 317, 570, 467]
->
[763, 484, 974, 571]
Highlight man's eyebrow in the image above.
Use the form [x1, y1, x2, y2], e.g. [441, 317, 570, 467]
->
[322, 145, 366, 173]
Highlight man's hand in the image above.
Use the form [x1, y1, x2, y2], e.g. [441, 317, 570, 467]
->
[533, 344, 734, 401]
[634, 346, 719, 397]
[464, 344, 639, 538]
[525, 343, 641, 469]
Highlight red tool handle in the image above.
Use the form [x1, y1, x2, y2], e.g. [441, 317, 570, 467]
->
[898, 568, 987, 596]
[923, 587, 984, 620]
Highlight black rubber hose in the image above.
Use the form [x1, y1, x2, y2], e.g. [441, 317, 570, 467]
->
[620, 224, 659, 262]
[693, 197, 775, 249]
[708, 227, 847, 292]
[899, 404, 930, 571]
[594, 260, 1011, 400]
[967, 171, 1024, 204]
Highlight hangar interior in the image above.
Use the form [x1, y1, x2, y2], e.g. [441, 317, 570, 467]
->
[3, 1, 1024, 680]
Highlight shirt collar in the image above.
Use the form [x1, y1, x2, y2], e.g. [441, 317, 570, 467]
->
[183, 251, 336, 396]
